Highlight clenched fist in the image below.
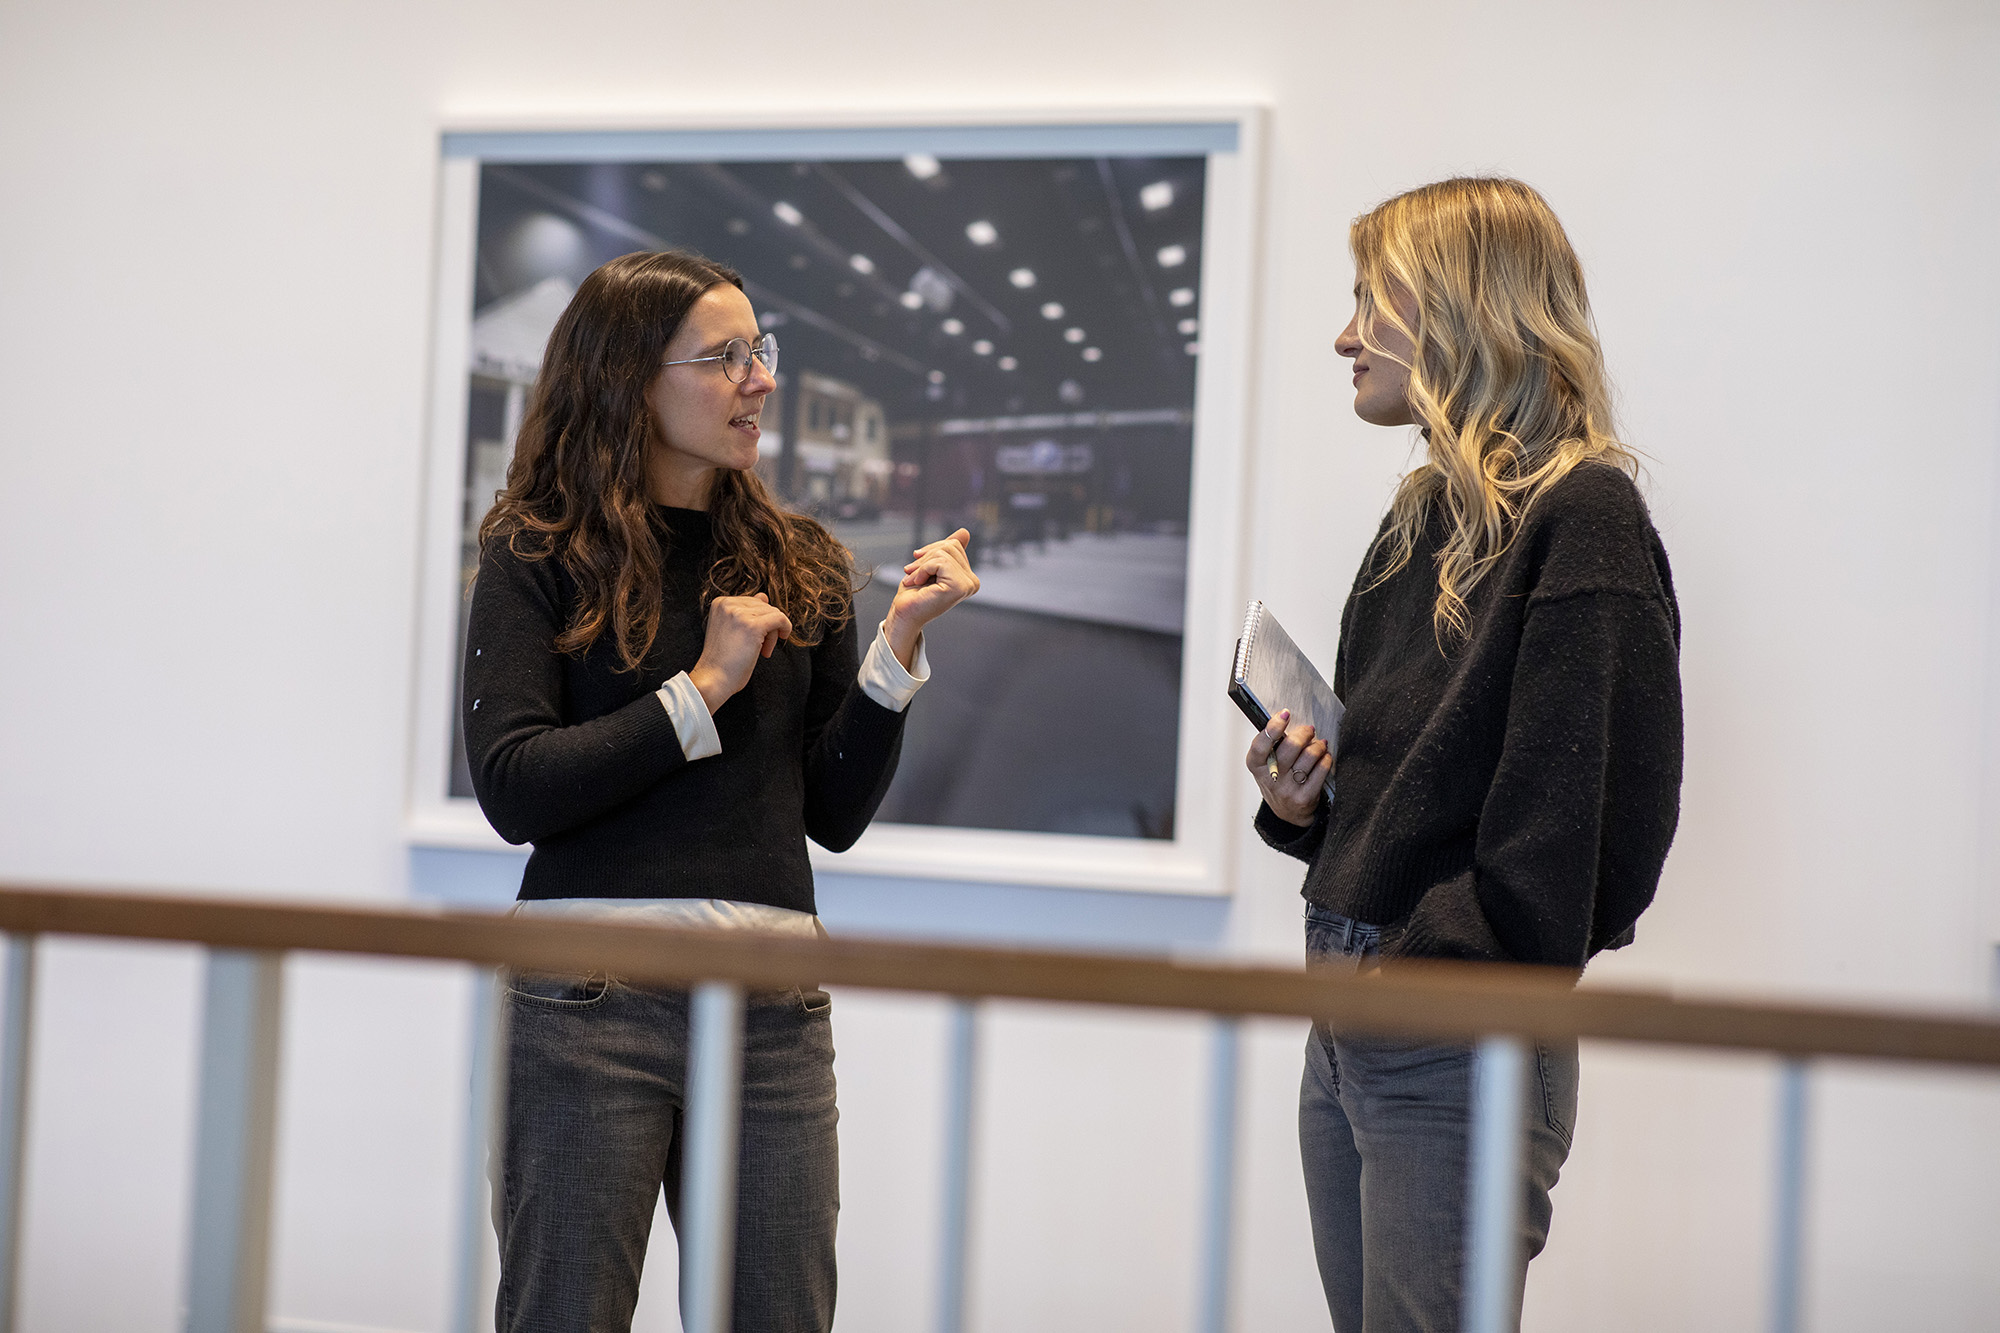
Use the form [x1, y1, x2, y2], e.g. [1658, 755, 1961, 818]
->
[688, 592, 793, 713]
[883, 528, 980, 669]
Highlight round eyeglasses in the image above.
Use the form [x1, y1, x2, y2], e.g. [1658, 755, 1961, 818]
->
[661, 334, 779, 384]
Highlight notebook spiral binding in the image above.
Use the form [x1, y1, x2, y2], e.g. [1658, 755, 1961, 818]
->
[1232, 599, 1265, 685]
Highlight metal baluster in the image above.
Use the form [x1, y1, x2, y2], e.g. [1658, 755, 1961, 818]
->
[0, 935, 37, 1333]
[450, 968, 507, 1333]
[184, 949, 285, 1333]
[681, 981, 745, 1333]
[934, 998, 980, 1333]
[1195, 1016, 1241, 1333]
[1461, 1035, 1527, 1333]
[1768, 1059, 1810, 1333]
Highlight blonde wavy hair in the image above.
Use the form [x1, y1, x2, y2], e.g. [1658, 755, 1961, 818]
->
[1353, 177, 1640, 638]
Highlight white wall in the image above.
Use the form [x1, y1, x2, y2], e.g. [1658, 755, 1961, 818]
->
[4, 0, 2000, 1329]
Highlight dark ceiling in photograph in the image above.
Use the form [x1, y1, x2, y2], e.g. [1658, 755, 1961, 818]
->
[473, 154, 1207, 422]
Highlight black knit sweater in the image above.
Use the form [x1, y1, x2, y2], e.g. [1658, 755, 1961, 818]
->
[1257, 463, 1682, 967]
[461, 507, 905, 911]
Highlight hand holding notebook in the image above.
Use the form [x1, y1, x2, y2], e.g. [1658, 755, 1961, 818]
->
[1230, 600, 1342, 803]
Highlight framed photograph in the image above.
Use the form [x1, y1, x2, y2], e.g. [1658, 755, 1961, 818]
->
[407, 108, 1265, 894]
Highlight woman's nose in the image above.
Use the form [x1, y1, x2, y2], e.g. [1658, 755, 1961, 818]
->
[1334, 314, 1362, 358]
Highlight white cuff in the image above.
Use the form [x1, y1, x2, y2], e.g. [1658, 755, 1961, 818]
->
[859, 619, 929, 713]
[657, 671, 722, 761]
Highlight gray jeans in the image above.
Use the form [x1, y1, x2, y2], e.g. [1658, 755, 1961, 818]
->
[1299, 906, 1578, 1332]
[495, 974, 839, 1333]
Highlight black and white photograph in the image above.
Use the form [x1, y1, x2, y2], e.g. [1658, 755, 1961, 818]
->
[448, 150, 1211, 841]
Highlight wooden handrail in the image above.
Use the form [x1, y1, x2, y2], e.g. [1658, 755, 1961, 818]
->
[2, 883, 1998, 1069]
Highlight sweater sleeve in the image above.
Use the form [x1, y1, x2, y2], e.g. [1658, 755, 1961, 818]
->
[1255, 799, 1329, 862]
[1383, 588, 1683, 967]
[798, 603, 908, 852]
[461, 541, 691, 846]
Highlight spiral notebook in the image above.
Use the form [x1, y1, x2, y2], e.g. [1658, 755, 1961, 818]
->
[1229, 600, 1343, 791]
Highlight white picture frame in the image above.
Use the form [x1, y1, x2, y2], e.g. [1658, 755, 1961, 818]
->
[406, 105, 1266, 896]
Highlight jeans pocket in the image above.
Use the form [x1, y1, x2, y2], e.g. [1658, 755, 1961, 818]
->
[506, 971, 613, 1009]
[1536, 1042, 1579, 1148]
[1304, 906, 1342, 963]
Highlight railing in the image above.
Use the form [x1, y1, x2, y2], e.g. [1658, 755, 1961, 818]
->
[1, 885, 1998, 1333]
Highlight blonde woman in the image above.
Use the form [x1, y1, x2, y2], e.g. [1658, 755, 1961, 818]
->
[1245, 178, 1682, 1331]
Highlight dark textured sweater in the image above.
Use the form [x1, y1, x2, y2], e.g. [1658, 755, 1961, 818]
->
[461, 506, 906, 911]
[1256, 463, 1682, 968]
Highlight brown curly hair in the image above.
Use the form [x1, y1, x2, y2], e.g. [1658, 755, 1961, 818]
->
[478, 249, 856, 671]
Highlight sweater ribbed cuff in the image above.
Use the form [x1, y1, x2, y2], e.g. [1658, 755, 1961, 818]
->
[1255, 799, 1326, 854]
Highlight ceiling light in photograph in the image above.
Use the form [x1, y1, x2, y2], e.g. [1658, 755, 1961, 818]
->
[965, 219, 999, 246]
[1040, 302, 1064, 320]
[1178, 318, 1198, 335]
[641, 170, 669, 192]
[1157, 244, 1187, 268]
[789, 255, 808, 269]
[1058, 379, 1084, 404]
[1081, 347, 1103, 362]
[972, 340, 994, 356]
[1185, 341, 1200, 356]
[497, 213, 587, 289]
[1140, 180, 1174, 211]
[850, 254, 875, 275]
[1009, 268, 1036, 288]
[899, 291, 925, 310]
[941, 318, 965, 336]
[928, 369, 947, 384]
[726, 217, 750, 235]
[1168, 287, 1195, 307]
[1063, 327, 1086, 344]
[998, 356, 1019, 371]
[905, 153, 942, 180]
[909, 267, 953, 313]
[772, 201, 803, 226]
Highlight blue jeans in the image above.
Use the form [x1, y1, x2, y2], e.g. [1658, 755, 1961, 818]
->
[495, 974, 839, 1333]
[1299, 906, 1577, 1332]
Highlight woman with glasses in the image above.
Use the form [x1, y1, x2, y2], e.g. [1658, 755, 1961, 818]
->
[463, 248, 978, 1332]
[1245, 178, 1682, 1331]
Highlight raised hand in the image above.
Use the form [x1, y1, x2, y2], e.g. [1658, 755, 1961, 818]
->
[1246, 710, 1331, 826]
[688, 592, 793, 713]
[884, 528, 980, 669]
